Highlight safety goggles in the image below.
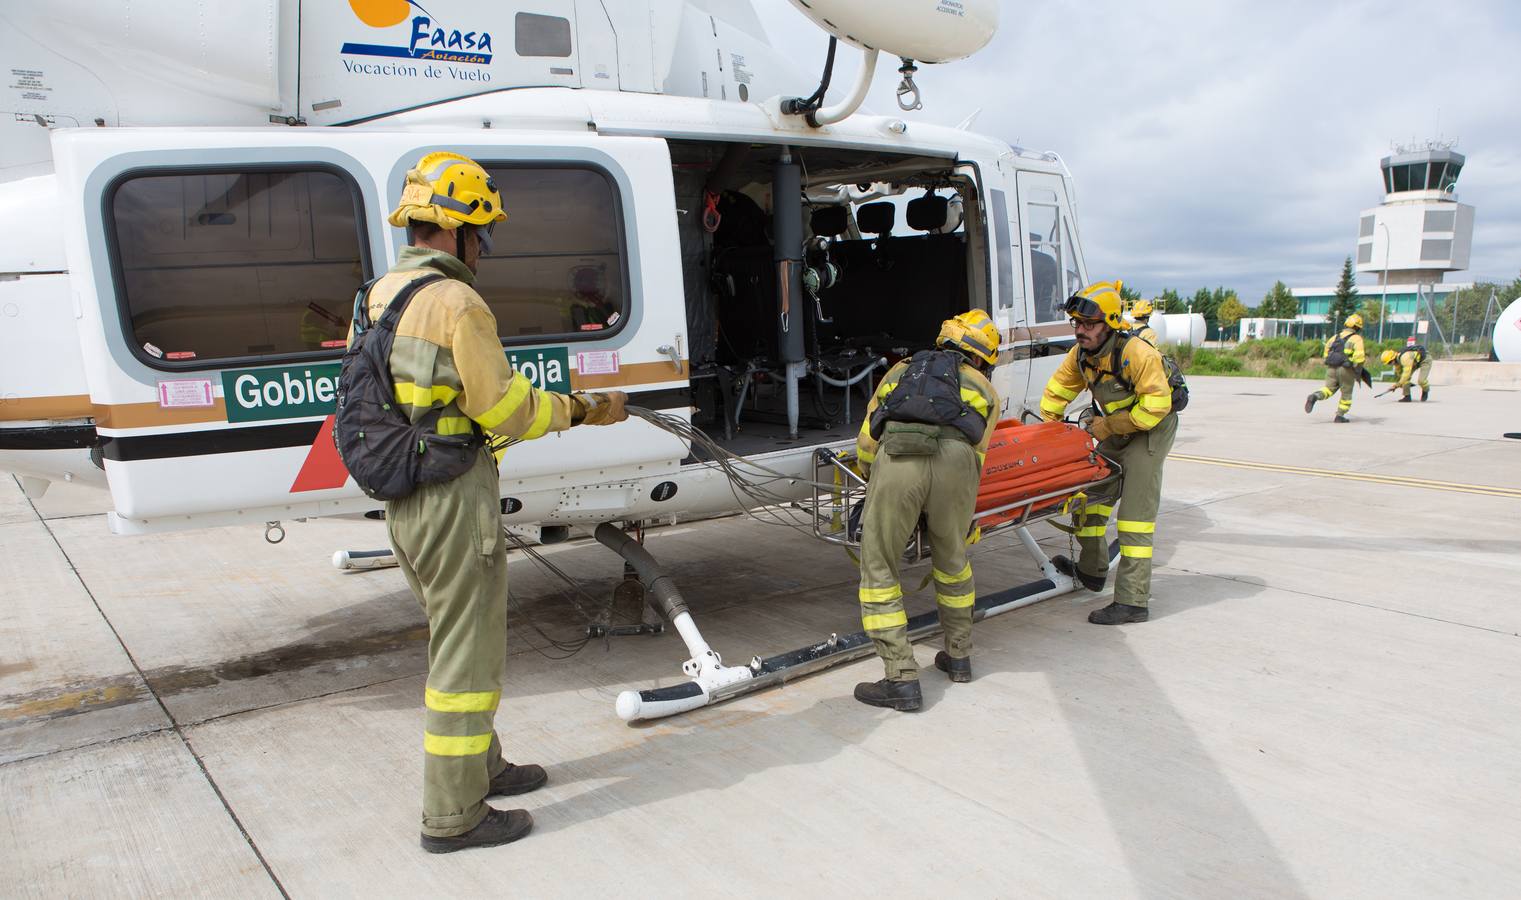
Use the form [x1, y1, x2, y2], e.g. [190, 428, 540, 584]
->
[1063, 294, 1106, 322]
[471, 222, 496, 256]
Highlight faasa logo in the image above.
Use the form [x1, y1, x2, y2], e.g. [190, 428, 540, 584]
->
[343, 0, 493, 65]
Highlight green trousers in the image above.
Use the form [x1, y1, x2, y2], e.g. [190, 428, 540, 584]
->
[858, 429, 980, 682]
[1076, 413, 1176, 608]
[1400, 359, 1433, 399]
[1316, 366, 1357, 414]
[387, 451, 510, 838]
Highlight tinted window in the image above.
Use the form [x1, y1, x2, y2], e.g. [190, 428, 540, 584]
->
[1359, 215, 1375, 238]
[1419, 239, 1452, 261]
[1426, 163, 1446, 190]
[990, 189, 1014, 309]
[110, 169, 366, 366]
[475, 166, 626, 341]
[1026, 202, 1063, 322]
[1357, 242, 1373, 265]
[1391, 165, 1410, 192]
[515, 13, 572, 57]
[1423, 210, 1455, 232]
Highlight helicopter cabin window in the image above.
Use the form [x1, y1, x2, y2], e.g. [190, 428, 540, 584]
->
[108, 167, 367, 368]
[472, 165, 627, 342]
[989, 188, 1015, 309]
[1026, 201, 1064, 322]
[515, 13, 572, 57]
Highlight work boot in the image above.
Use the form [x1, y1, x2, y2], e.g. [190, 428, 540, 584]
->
[1053, 554, 1106, 592]
[1304, 392, 1320, 413]
[420, 808, 533, 854]
[934, 650, 972, 683]
[1421, 387, 1430, 402]
[1398, 395, 1412, 403]
[487, 763, 547, 798]
[853, 678, 922, 711]
[1087, 602, 1149, 625]
[1334, 414, 1350, 424]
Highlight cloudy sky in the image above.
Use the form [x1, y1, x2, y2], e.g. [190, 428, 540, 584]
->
[751, 0, 1520, 303]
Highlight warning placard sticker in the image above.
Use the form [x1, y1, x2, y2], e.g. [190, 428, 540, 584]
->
[158, 379, 215, 409]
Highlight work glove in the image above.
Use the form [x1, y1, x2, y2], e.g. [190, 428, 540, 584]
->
[1086, 415, 1116, 443]
[572, 391, 629, 426]
[1087, 414, 1139, 443]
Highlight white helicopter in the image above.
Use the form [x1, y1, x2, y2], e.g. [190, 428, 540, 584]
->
[0, 0, 1120, 721]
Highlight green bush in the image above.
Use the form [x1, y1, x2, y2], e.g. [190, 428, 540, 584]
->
[1188, 349, 1243, 374]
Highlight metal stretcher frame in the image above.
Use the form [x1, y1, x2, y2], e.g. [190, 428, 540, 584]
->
[608, 445, 1125, 723]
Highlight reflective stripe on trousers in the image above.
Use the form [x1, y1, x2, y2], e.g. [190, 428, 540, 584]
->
[388, 451, 512, 838]
[858, 435, 980, 680]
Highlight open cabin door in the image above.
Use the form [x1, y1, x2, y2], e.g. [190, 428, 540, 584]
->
[999, 165, 1087, 413]
[52, 128, 687, 533]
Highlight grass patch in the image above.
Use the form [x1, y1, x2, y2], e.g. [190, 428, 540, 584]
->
[1169, 337, 1421, 380]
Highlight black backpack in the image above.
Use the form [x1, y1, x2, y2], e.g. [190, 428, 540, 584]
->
[1083, 333, 1189, 415]
[869, 349, 987, 446]
[334, 273, 484, 501]
[1325, 331, 1352, 368]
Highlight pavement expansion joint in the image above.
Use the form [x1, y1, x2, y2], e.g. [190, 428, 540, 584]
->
[1161, 565, 1521, 638]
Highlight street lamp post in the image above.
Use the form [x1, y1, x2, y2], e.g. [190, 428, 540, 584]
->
[1377, 221, 1391, 343]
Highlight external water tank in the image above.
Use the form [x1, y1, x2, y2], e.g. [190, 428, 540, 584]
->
[784, 0, 998, 63]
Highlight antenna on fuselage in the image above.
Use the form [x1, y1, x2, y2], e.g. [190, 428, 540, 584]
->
[778, 0, 999, 127]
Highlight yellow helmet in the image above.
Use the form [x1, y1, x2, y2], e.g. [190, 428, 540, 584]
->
[1132, 299, 1154, 319]
[1065, 280, 1129, 330]
[1344, 313, 1364, 330]
[1381, 349, 1398, 365]
[936, 308, 1000, 366]
[388, 151, 507, 230]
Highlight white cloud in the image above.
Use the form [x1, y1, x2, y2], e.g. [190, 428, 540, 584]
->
[752, 0, 1521, 302]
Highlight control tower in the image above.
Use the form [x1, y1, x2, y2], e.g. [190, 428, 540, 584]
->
[1355, 145, 1475, 285]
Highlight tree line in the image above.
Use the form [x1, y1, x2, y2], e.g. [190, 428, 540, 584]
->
[1127, 259, 1521, 340]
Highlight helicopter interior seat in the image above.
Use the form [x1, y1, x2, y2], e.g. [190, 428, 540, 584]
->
[818, 198, 969, 350]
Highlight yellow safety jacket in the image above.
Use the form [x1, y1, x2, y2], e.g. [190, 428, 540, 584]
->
[1040, 332, 1172, 431]
[351, 247, 574, 444]
[1133, 323, 1159, 346]
[1324, 329, 1366, 366]
[857, 357, 999, 473]
[1393, 349, 1425, 387]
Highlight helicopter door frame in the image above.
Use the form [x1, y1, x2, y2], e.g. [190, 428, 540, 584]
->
[53, 128, 687, 534]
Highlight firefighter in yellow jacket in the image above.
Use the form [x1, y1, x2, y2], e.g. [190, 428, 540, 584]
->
[851, 310, 1001, 710]
[1130, 298, 1160, 346]
[1039, 281, 1176, 625]
[1306, 314, 1366, 423]
[358, 152, 628, 853]
[1382, 345, 1432, 402]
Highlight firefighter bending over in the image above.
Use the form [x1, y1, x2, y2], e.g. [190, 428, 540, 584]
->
[852, 310, 1002, 711]
[1383, 345, 1432, 402]
[359, 152, 628, 854]
[1040, 280, 1177, 625]
[1306, 314, 1366, 423]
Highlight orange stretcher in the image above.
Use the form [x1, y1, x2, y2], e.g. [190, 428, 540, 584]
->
[974, 419, 1115, 530]
[811, 418, 1121, 549]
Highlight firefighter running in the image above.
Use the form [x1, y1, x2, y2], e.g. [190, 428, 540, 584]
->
[851, 310, 1002, 711]
[1307, 314, 1367, 423]
[1382, 345, 1432, 402]
[357, 151, 628, 854]
[1039, 280, 1177, 625]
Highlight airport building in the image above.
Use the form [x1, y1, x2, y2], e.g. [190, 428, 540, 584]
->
[1292, 146, 1474, 340]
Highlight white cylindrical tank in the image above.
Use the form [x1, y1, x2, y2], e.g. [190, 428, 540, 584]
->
[1494, 298, 1521, 362]
[1152, 314, 1206, 347]
[784, 0, 998, 63]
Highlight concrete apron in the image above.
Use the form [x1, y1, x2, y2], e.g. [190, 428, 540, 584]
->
[2, 374, 1520, 897]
